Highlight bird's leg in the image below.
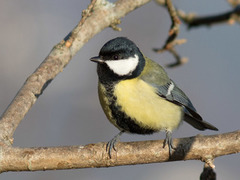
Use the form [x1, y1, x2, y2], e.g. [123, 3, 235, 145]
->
[163, 131, 175, 156]
[106, 130, 124, 158]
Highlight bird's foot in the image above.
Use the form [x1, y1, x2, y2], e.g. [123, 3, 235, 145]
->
[163, 131, 176, 157]
[106, 131, 124, 158]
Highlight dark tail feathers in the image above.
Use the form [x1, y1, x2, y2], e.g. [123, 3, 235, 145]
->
[184, 114, 218, 131]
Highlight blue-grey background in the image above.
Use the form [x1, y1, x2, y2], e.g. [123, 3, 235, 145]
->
[0, 0, 239, 180]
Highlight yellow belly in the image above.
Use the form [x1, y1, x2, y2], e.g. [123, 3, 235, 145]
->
[113, 78, 183, 132]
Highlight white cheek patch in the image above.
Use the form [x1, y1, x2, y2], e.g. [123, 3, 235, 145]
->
[105, 55, 139, 76]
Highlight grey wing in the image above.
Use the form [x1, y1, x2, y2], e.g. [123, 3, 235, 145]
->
[156, 80, 218, 131]
[156, 80, 202, 120]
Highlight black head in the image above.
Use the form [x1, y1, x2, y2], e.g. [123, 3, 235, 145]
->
[90, 37, 145, 84]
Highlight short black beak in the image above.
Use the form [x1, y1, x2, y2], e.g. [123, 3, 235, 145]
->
[90, 56, 104, 63]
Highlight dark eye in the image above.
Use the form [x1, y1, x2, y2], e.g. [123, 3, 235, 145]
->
[113, 55, 119, 60]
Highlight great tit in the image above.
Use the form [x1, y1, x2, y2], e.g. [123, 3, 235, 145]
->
[90, 37, 218, 157]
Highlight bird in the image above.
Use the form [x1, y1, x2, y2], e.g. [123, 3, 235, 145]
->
[90, 37, 218, 158]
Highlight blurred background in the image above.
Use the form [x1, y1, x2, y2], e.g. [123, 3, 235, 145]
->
[0, 0, 239, 179]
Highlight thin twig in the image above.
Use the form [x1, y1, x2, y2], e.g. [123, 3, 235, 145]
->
[178, 4, 240, 29]
[155, 0, 181, 49]
[154, 0, 186, 67]
[165, 48, 188, 68]
[64, 0, 97, 47]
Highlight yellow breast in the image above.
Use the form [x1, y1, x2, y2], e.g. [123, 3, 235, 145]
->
[114, 78, 183, 131]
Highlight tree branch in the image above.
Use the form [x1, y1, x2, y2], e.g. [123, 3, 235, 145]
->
[178, 4, 240, 29]
[0, 0, 151, 145]
[0, 131, 239, 173]
[154, 0, 187, 67]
